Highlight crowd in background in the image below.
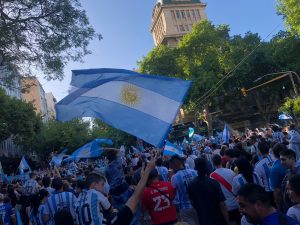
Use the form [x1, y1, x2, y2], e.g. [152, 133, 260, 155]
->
[0, 123, 300, 225]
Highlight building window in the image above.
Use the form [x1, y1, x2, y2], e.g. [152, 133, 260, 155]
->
[181, 11, 186, 19]
[191, 9, 195, 18]
[171, 10, 176, 20]
[196, 9, 201, 18]
[186, 10, 191, 18]
[176, 10, 181, 19]
[179, 25, 185, 32]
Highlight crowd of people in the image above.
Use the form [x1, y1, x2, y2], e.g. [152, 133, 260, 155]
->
[0, 123, 300, 225]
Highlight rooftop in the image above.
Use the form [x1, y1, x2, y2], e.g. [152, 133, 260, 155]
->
[157, 0, 201, 5]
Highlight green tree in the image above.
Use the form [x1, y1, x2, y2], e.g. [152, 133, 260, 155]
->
[0, 0, 101, 80]
[0, 89, 42, 148]
[277, 0, 300, 36]
[32, 119, 92, 158]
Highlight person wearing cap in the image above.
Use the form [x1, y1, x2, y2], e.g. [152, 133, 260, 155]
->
[141, 169, 177, 225]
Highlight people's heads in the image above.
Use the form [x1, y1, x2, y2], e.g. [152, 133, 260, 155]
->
[280, 149, 296, 169]
[155, 158, 163, 167]
[52, 178, 63, 191]
[169, 155, 184, 171]
[194, 158, 208, 178]
[257, 141, 269, 156]
[30, 172, 36, 179]
[39, 189, 49, 201]
[106, 149, 119, 162]
[212, 154, 222, 167]
[42, 176, 51, 188]
[237, 184, 272, 223]
[147, 169, 159, 186]
[236, 157, 254, 183]
[287, 174, 300, 204]
[250, 136, 257, 145]
[187, 149, 193, 156]
[86, 172, 106, 193]
[224, 149, 238, 161]
[272, 143, 287, 159]
[76, 180, 86, 194]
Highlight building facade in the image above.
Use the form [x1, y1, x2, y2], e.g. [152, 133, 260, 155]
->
[21, 77, 49, 122]
[150, 0, 207, 47]
[45, 92, 57, 119]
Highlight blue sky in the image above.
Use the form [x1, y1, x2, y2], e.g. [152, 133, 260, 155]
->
[41, 0, 285, 101]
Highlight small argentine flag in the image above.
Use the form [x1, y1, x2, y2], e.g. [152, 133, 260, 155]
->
[222, 123, 230, 144]
[19, 156, 31, 174]
[163, 141, 184, 157]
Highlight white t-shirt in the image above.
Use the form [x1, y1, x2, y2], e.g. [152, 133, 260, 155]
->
[254, 155, 274, 192]
[287, 203, 300, 223]
[210, 168, 238, 211]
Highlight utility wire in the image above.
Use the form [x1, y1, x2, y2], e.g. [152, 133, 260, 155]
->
[194, 21, 283, 106]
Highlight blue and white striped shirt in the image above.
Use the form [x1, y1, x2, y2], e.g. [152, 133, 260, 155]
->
[171, 169, 197, 209]
[254, 155, 274, 192]
[45, 191, 77, 224]
[76, 189, 111, 225]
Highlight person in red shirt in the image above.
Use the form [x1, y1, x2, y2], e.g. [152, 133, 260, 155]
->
[142, 169, 177, 225]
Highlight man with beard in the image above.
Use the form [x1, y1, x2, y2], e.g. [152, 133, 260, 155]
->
[237, 184, 299, 225]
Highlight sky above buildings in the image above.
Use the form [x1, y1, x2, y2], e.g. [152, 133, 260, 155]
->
[41, 0, 285, 101]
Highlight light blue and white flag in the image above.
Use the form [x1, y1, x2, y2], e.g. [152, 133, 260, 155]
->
[163, 141, 184, 157]
[188, 127, 195, 138]
[50, 149, 68, 167]
[222, 124, 230, 144]
[63, 138, 113, 162]
[56, 68, 191, 147]
[279, 113, 292, 120]
[19, 156, 31, 174]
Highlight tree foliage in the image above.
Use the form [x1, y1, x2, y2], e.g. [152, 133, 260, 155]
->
[277, 0, 300, 36]
[138, 21, 300, 124]
[0, 0, 101, 80]
[0, 89, 42, 148]
[279, 96, 300, 120]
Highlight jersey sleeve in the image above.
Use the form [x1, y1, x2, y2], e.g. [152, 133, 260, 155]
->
[99, 193, 111, 211]
[141, 190, 149, 211]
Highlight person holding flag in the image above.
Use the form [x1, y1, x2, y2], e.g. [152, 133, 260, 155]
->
[19, 156, 31, 175]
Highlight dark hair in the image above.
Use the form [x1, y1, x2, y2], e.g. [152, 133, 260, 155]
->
[52, 178, 63, 190]
[54, 209, 74, 225]
[76, 180, 86, 190]
[42, 177, 51, 188]
[236, 157, 254, 183]
[169, 154, 184, 164]
[39, 189, 49, 200]
[194, 158, 208, 178]
[86, 173, 105, 188]
[29, 172, 36, 179]
[212, 154, 222, 167]
[224, 149, 238, 158]
[288, 174, 300, 195]
[106, 149, 118, 162]
[258, 141, 269, 155]
[147, 169, 159, 183]
[280, 149, 296, 161]
[237, 183, 271, 205]
[272, 143, 288, 158]
[156, 158, 163, 167]
[29, 194, 40, 216]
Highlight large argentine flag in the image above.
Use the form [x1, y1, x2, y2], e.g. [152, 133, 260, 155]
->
[56, 68, 191, 147]
[163, 141, 184, 157]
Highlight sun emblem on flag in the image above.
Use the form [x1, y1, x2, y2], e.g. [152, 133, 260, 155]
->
[121, 84, 140, 106]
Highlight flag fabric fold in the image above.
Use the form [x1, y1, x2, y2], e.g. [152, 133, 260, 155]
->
[63, 139, 113, 162]
[50, 149, 68, 167]
[222, 124, 230, 144]
[163, 141, 184, 157]
[56, 68, 191, 147]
